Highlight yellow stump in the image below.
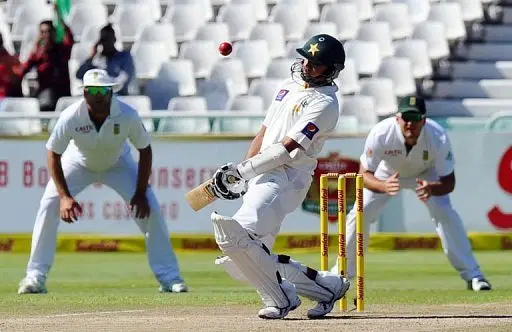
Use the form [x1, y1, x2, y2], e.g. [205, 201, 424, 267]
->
[319, 175, 329, 271]
[337, 175, 347, 311]
[355, 174, 364, 312]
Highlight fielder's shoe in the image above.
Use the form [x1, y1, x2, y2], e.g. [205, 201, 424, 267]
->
[307, 275, 350, 319]
[159, 282, 189, 293]
[258, 280, 301, 319]
[468, 277, 492, 291]
[17, 276, 47, 294]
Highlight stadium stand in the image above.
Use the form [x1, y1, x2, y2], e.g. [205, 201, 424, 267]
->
[1, 0, 512, 135]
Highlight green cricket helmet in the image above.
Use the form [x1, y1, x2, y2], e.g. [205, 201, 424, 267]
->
[293, 34, 346, 85]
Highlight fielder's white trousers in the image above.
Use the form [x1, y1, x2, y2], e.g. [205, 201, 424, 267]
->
[233, 168, 311, 247]
[342, 168, 483, 281]
[25, 153, 183, 286]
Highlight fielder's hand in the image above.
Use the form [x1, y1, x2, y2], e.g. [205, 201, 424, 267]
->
[60, 196, 83, 223]
[130, 191, 151, 219]
[384, 172, 400, 196]
[415, 179, 432, 202]
[212, 163, 247, 200]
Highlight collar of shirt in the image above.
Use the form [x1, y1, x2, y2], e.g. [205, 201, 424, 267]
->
[78, 97, 121, 119]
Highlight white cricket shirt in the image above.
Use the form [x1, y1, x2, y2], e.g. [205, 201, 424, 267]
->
[261, 78, 340, 181]
[360, 117, 455, 178]
[46, 97, 151, 172]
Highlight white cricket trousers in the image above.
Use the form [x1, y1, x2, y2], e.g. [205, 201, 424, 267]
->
[233, 168, 311, 246]
[25, 153, 183, 285]
[342, 168, 483, 281]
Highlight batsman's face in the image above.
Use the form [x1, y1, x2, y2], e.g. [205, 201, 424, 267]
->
[397, 113, 425, 142]
[302, 59, 328, 78]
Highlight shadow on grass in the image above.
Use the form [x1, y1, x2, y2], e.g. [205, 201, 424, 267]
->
[305, 314, 512, 320]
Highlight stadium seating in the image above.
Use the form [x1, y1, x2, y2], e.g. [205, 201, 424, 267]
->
[1, 0, 512, 135]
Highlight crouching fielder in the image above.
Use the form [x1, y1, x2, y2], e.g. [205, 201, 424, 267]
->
[210, 34, 350, 319]
[18, 69, 186, 294]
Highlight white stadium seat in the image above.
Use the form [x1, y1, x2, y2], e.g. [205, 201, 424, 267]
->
[115, 0, 162, 21]
[320, 3, 360, 41]
[265, 58, 295, 79]
[304, 22, 338, 41]
[391, 0, 430, 25]
[357, 21, 394, 58]
[377, 57, 416, 97]
[250, 23, 287, 59]
[11, 4, 53, 41]
[375, 3, 413, 40]
[67, 4, 108, 40]
[359, 77, 398, 116]
[210, 59, 249, 95]
[269, 4, 310, 41]
[145, 60, 197, 110]
[158, 96, 210, 134]
[338, 0, 374, 21]
[428, 2, 466, 41]
[231, 0, 268, 21]
[195, 23, 231, 47]
[167, 0, 213, 22]
[336, 58, 360, 95]
[394, 39, 433, 79]
[137, 23, 178, 58]
[233, 40, 271, 79]
[131, 42, 169, 80]
[163, 3, 207, 42]
[113, 4, 155, 43]
[412, 21, 450, 60]
[345, 40, 382, 76]
[0, 98, 41, 135]
[340, 95, 378, 132]
[447, 0, 483, 22]
[217, 3, 258, 41]
[278, 0, 319, 21]
[179, 40, 220, 79]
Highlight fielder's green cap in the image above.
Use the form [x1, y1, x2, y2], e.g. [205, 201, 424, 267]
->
[398, 96, 426, 116]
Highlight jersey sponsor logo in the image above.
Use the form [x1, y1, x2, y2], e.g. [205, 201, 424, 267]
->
[301, 122, 319, 140]
[384, 149, 402, 156]
[423, 150, 428, 161]
[275, 89, 289, 101]
[113, 123, 120, 135]
[75, 124, 94, 133]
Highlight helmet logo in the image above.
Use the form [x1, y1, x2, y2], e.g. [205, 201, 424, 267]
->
[318, 37, 325, 42]
[308, 43, 320, 56]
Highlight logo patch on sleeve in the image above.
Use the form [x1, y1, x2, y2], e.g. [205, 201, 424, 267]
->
[275, 89, 289, 101]
[301, 122, 319, 140]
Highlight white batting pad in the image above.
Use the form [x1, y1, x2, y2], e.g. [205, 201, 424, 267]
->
[211, 212, 294, 309]
[276, 255, 334, 302]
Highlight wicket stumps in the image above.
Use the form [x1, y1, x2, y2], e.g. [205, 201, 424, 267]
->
[320, 172, 364, 312]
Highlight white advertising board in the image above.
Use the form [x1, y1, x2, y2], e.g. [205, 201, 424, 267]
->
[0, 132, 510, 234]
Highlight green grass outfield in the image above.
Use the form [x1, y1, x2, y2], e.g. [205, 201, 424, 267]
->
[1, 251, 511, 317]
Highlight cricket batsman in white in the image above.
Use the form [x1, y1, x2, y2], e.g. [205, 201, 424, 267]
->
[18, 69, 187, 294]
[330, 96, 492, 292]
[209, 34, 350, 319]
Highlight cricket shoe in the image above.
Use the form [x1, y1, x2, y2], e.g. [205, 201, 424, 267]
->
[17, 276, 47, 294]
[468, 277, 492, 291]
[159, 282, 189, 293]
[257, 281, 301, 319]
[307, 274, 350, 319]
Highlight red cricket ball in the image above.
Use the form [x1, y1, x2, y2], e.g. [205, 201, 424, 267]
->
[218, 42, 232, 56]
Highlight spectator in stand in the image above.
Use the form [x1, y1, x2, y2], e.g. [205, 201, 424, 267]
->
[21, 4, 74, 112]
[76, 24, 135, 96]
[0, 33, 23, 98]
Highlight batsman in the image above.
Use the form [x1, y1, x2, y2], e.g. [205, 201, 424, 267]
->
[331, 96, 492, 292]
[204, 34, 350, 319]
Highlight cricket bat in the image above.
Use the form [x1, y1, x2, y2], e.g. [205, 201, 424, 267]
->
[185, 178, 217, 211]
